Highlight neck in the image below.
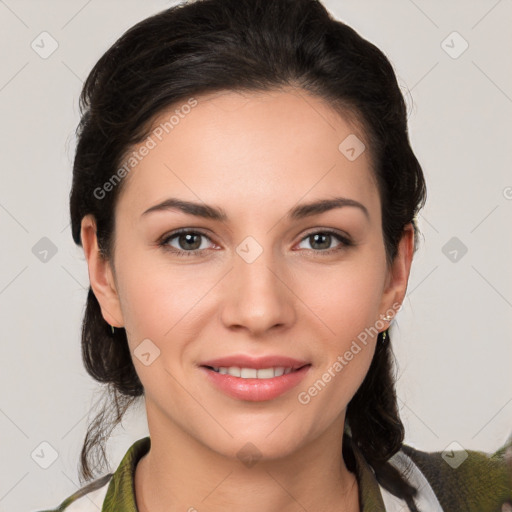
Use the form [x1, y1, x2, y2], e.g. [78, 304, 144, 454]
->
[135, 409, 359, 512]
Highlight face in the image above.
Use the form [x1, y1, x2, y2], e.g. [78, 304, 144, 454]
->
[83, 88, 413, 462]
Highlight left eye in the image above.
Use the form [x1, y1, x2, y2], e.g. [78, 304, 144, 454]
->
[296, 231, 350, 252]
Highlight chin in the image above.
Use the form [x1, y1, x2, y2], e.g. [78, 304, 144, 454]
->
[200, 427, 309, 464]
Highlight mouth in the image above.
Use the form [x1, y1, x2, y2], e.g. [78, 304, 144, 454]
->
[199, 363, 312, 401]
[201, 364, 311, 379]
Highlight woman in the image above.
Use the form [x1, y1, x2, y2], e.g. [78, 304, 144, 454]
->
[38, 0, 511, 510]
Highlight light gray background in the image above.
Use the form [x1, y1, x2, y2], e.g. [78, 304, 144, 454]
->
[1, 1, 511, 510]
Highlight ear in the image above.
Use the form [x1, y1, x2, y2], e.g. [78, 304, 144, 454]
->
[80, 214, 124, 328]
[378, 222, 415, 326]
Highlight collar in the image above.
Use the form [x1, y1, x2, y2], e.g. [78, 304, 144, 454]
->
[101, 435, 388, 511]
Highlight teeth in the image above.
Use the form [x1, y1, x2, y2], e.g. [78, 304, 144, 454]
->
[210, 366, 294, 379]
[227, 367, 240, 377]
[241, 368, 257, 378]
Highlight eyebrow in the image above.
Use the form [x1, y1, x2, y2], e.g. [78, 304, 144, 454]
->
[141, 196, 369, 222]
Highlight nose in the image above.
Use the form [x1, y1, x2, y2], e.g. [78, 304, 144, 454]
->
[219, 245, 296, 336]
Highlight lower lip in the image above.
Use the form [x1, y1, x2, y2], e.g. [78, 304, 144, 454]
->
[199, 365, 311, 402]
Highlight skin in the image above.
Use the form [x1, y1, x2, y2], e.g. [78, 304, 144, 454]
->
[81, 87, 414, 512]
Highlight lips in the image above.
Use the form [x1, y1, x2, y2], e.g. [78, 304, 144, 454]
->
[199, 363, 311, 401]
[200, 354, 310, 371]
[198, 354, 312, 401]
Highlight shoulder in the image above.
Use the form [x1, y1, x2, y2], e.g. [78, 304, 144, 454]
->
[34, 436, 150, 512]
[34, 473, 113, 512]
[399, 438, 512, 511]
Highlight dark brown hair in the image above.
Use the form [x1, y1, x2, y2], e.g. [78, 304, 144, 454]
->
[70, 0, 426, 509]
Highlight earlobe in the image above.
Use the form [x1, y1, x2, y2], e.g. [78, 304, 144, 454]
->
[80, 214, 124, 328]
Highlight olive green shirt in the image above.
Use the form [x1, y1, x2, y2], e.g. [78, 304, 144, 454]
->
[37, 434, 512, 511]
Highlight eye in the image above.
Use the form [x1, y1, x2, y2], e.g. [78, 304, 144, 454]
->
[158, 228, 353, 257]
[296, 230, 353, 254]
[159, 229, 215, 256]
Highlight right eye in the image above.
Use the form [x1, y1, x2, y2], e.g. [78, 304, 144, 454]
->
[159, 229, 216, 256]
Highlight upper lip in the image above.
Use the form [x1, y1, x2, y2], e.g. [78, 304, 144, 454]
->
[200, 354, 310, 370]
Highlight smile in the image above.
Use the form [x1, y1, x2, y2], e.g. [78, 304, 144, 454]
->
[200, 364, 312, 401]
[205, 365, 305, 379]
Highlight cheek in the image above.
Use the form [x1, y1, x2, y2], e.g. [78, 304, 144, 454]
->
[114, 261, 197, 391]
[115, 250, 206, 336]
[294, 257, 385, 340]
[290, 252, 385, 404]
[114, 254, 221, 391]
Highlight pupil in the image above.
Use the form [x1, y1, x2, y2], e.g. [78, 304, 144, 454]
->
[312, 233, 330, 250]
[181, 233, 201, 250]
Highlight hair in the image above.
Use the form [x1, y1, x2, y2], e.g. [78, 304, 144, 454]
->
[69, 0, 426, 508]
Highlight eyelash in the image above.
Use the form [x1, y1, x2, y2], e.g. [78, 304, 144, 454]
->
[158, 228, 354, 257]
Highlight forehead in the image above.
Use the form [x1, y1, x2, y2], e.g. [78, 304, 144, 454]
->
[116, 88, 379, 221]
